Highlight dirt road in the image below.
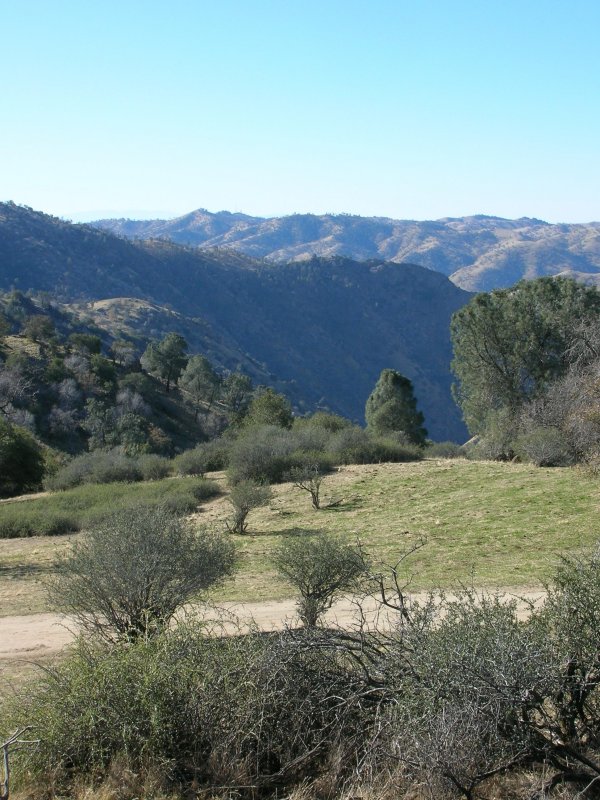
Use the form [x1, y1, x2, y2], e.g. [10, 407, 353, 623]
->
[0, 589, 545, 664]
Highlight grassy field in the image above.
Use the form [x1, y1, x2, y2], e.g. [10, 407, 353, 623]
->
[1, 459, 599, 617]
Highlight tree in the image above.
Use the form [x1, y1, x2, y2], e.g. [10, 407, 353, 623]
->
[0, 417, 44, 497]
[450, 277, 600, 435]
[141, 333, 188, 392]
[22, 314, 56, 346]
[221, 371, 253, 422]
[49, 505, 236, 642]
[246, 387, 293, 429]
[273, 533, 367, 627]
[365, 369, 427, 445]
[68, 333, 102, 355]
[226, 479, 272, 534]
[287, 462, 325, 509]
[180, 355, 221, 420]
[110, 338, 137, 368]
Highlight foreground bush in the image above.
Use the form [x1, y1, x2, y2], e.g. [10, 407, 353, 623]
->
[10, 541, 600, 798]
[10, 626, 377, 797]
[49, 505, 236, 641]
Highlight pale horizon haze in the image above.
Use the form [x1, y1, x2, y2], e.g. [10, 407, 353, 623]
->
[2, 0, 599, 224]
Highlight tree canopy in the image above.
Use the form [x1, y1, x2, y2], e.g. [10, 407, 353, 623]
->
[365, 369, 427, 445]
[141, 333, 188, 392]
[450, 277, 600, 435]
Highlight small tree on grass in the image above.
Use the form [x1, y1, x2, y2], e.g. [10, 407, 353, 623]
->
[287, 462, 325, 509]
[226, 479, 272, 534]
[273, 533, 367, 627]
[48, 505, 236, 642]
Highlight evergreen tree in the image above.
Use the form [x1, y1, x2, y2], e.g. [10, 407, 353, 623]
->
[180, 355, 221, 419]
[141, 333, 188, 392]
[245, 387, 293, 429]
[365, 369, 427, 445]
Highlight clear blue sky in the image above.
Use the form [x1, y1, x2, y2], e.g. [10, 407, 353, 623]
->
[2, 0, 599, 223]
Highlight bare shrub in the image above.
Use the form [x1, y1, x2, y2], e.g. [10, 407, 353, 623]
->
[226, 479, 272, 534]
[273, 532, 367, 626]
[48, 505, 236, 642]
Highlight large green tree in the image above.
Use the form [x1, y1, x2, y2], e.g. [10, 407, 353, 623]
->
[365, 369, 427, 445]
[245, 387, 293, 429]
[141, 333, 188, 392]
[450, 277, 600, 435]
[180, 355, 220, 419]
[0, 418, 44, 497]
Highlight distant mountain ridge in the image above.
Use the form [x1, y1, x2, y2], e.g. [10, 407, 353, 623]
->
[92, 210, 600, 292]
[0, 202, 470, 441]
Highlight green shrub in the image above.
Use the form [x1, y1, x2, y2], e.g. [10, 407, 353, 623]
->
[228, 425, 296, 484]
[326, 426, 421, 464]
[45, 449, 143, 490]
[137, 453, 172, 480]
[0, 478, 220, 537]
[10, 626, 374, 796]
[173, 446, 208, 476]
[426, 440, 465, 458]
[513, 426, 573, 467]
[0, 511, 80, 538]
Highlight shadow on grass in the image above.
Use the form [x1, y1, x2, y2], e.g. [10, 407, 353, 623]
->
[241, 527, 320, 539]
[320, 495, 363, 512]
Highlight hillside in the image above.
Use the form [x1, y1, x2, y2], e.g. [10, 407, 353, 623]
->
[0, 203, 470, 440]
[92, 209, 600, 291]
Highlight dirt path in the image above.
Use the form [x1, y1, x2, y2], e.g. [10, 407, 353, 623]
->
[0, 588, 546, 664]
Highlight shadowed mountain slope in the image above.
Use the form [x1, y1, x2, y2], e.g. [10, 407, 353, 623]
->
[0, 202, 470, 440]
[93, 210, 600, 292]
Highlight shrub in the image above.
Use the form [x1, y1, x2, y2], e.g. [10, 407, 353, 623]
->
[137, 453, 172, 480]
[513, 426, 573, 467]
[45, 449, 143, 490]
[0, 478, 220, 538]
[48, 505, 236, 641]
[0, 511, 80, 538]
[228, 425, 296, 484]
[9, 627, 375, 797]
[226, 479, 272, 534]
[273, 532, 367, 626]
[426, 440, 465, 458]
[173, 446, 208, 476]
[326, 426, 422, 465]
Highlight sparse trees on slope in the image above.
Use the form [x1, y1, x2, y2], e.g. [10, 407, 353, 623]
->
[365, 369, 427, 445]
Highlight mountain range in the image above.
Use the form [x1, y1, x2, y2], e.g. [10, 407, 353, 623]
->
[0, 202, 470, 441]
[92, 210, 600, 292]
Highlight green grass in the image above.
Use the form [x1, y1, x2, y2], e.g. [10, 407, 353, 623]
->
[0, 477, 219, 538]
[2, 460, 600, 616]
[217, 459, 600, 601]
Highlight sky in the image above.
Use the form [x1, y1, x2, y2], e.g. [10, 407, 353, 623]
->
[1, 0, 599, 223]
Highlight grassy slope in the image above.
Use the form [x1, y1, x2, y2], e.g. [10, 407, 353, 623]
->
[1, 459, 599, 617]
